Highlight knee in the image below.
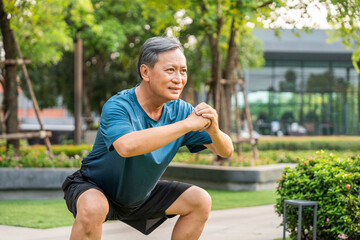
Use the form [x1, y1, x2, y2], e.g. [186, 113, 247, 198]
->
[76, 191, 109, 233]
[190, 187, 212, 219]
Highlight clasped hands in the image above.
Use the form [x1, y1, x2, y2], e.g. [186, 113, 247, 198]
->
[187, 102, 219, 135]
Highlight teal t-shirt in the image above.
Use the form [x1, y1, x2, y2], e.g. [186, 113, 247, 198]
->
[81, 87, 212, 206]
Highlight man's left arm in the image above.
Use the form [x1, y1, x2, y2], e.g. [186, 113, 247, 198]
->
[194, 103, 234, 158]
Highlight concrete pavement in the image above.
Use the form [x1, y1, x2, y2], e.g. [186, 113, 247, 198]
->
[0, 204, 284, 240]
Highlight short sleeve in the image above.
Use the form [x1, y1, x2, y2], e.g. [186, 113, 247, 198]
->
[182, 130, 212, 153]
[99, 100, 134, 151]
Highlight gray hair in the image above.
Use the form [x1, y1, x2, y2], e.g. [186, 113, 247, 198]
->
[137, 36, 184, 79]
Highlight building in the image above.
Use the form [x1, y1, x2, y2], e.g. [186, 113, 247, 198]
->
[245, 29, 358, 136]
[0, 84, 75, 144]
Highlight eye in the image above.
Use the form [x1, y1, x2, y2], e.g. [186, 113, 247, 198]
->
[181, 68, 187, 74]
[166, 68, 174, 73]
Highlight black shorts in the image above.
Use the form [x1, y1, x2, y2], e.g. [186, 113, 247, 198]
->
[62, 170, 192, 235]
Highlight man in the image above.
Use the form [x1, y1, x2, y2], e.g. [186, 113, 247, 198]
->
[62, 36, 233, 240]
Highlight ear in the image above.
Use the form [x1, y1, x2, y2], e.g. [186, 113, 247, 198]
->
[140, 64, 151, 82]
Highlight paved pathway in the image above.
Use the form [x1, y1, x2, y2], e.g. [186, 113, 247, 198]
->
[1, 205, 283, 240]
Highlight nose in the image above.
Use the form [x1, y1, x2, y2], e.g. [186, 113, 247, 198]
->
[172, 71, 182, 84]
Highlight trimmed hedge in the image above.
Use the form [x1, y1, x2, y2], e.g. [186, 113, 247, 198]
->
[241, 136, 360, 151]
[0, 146, 85, 168]
[275, 151, 360, 239]
[0, 144, 92, 157]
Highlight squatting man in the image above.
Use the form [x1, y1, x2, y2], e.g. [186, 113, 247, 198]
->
[62, 36, 234, 240]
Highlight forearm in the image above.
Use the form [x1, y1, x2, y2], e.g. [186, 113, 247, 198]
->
[206, 130, 234, 158]
[113, 120, 191, 157]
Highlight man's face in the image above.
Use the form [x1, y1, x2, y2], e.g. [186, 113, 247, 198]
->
[146, 48, 187, 101]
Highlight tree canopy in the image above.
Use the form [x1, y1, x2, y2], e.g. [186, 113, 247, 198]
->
[1, 0, 359, 153]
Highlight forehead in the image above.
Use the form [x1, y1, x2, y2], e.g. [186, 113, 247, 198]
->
[155, 49, 186, 66]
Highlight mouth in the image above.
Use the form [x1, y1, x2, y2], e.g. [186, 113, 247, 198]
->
[168, 87, 182, 93]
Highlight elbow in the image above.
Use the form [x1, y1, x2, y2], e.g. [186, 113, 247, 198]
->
[221, 145, 234, 158]
[225, 143, 234, 158]
[215, 144, 234, 158]
[116, 148, 132, 158]
[113, 138, 133, 158]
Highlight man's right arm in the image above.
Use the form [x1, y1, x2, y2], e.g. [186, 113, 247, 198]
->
[112, 111, 210, 158]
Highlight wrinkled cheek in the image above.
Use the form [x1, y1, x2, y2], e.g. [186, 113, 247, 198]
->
[183, 78, 188, 86]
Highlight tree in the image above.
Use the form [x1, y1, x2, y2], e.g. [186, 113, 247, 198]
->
[5, 0, 359, 153]
[0, 0, 18, 152]
[141, 0, 272, 134]
[0, 0, 91, 153]
[14, 0, 271, 136]
[25, 0, 157, 127]
[264, 0, 360, 71]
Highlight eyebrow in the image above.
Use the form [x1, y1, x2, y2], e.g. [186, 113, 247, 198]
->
[163, 64, 187, 68]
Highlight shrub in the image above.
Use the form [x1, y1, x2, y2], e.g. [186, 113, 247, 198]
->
[52, 144, 92, 156]
[0, 144, 92, 157]
[275, 151, 360, 239]
[0, 146, 85, 168]
[240, 136, 360, 152]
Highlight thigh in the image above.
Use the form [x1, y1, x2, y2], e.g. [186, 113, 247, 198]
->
[62, 170, 111, 219]
[118, 180, 192, 235]
[126, 180, 192, 220]
[165, 185, 211, 216]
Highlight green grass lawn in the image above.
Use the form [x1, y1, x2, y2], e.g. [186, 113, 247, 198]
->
[0, 199, 74, 229]
[0, 189, 276, 229]
[208, 189, 276, 210]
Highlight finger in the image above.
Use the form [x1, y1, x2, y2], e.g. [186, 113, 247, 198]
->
[194, 102, 210, 111]
[201, 113, 217, 122]
[201, 114, 219, 130]
[199, 120, 212, 132]
[196, 107, 216, 116]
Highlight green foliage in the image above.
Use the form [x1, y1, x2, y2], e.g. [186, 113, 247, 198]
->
[25, 0, 151, 112]
[275, 151, 360, 239]
[241, 137, 360, 152]
[322, 1, 360, 72]
[135, 0, 280, 92]
[237, 28, 265, 70]
[5, 0, 72, 64]
[270, 0, 360, 72]
[0, 145, 90, 168]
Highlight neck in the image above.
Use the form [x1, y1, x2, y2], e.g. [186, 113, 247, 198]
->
[135, 83, 164, 121]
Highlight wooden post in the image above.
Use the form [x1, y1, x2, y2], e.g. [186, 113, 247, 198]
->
[11, 30, 54, 157]
[74, 32, 83, 145]
[0, 75, 8, 134]
[0, 131, 52, 140]
[238, 78, 258, 163]
[236, 61, 258, 164]
[232, 79, 242, 157]
[0, 59, 32, 65]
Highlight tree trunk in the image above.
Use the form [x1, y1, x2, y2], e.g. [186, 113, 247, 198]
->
[222, 18, 238, 136]
[208, 34, 222, 112]
[206, 3, 224, 164]
[207, 2, 223, 114]
[0, 1, 19, 154]
[83, 56, 94, 128]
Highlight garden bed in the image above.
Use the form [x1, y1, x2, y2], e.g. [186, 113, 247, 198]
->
[0, 163, 295, 200]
